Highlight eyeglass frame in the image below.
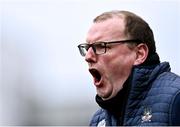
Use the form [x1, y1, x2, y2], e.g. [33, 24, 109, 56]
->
[77, 39, 143, 57]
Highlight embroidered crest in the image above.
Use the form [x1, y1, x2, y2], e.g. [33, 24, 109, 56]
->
[141, 107, 152, 123]
[97, 119, 106, 127]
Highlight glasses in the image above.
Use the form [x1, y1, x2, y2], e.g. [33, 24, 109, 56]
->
[77, 39, 142, 57]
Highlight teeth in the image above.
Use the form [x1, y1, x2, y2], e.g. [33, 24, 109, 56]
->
[89, 69, 101, 82]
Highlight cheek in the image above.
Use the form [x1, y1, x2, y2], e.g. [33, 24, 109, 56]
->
[103, 53, 136, 76]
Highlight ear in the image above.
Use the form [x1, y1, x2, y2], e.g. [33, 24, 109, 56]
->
[133, 43, 149, 65]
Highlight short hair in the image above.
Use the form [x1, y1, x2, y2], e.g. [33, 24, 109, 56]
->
[93, 10, 156, 55]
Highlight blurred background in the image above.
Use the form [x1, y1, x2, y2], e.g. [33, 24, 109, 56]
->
[0, 0, 180, 125]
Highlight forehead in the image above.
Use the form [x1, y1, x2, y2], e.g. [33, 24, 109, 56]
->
[86, 17, 126, 43]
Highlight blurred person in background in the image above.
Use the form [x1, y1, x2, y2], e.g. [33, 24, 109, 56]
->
[77, 10, 180, 126]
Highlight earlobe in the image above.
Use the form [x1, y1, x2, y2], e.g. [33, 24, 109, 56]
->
[134, 44, 149, 66]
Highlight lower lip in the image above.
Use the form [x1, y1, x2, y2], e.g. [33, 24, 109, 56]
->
[94, 77, 103, 87]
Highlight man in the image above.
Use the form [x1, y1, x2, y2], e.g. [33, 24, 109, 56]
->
[77, 10, 180, 126]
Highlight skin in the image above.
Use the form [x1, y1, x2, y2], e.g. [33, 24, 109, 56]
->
[85, 16, 148, 100]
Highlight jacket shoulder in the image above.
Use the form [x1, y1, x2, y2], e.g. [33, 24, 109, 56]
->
[149, 72, 180, 125]
[153, 71, 180, 89]
[170, 90, 180, 125]
[89, 108, 106, 126]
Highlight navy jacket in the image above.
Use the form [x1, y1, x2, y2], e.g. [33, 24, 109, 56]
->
[90, 62, 180, 126]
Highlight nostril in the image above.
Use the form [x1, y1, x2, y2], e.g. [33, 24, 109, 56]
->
[85, 54, 93, 63]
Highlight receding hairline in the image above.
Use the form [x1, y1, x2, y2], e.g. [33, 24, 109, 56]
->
[93, 10, 139, 38]
[93, 10, 150, 38]
[93, 10, 126, 23]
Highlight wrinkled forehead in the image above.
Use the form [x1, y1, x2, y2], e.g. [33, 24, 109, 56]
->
[86, 17, 126, 43]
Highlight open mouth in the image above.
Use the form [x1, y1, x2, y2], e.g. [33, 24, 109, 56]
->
[89, 68, 102, 83]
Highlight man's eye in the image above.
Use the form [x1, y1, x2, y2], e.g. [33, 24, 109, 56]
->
[83, 45, 89, 50]
[95, 43, 105, 48]
[106, 45, 111, 48]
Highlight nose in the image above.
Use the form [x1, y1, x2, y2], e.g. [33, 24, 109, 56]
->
[85, 47, 97, 63]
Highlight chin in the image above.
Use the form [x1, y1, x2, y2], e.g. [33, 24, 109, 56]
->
[103, 95, 115, 100]
[97, 92, 112, 100]
[99, 90, 119, 100]
[96, 86, 113, 100]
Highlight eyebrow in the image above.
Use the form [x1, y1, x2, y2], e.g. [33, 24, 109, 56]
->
[93, 39, 143, 44]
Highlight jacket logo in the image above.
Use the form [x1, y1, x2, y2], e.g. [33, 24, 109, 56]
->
[97, 119, 106, 127]
[141, 107, 152, 123]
